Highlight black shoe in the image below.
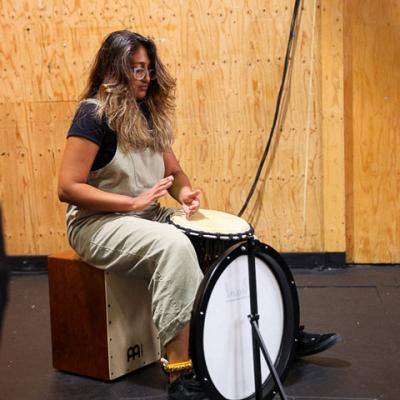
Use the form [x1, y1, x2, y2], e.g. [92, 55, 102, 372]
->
[296, 325, 341, 358]
[167, 372, 209, 400]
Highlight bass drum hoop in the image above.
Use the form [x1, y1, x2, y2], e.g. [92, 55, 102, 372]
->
[189, 240, 300, 400]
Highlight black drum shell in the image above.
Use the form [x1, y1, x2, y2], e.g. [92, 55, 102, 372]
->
[167, 214, 254, 273]
[189, 240, 299, 400]
[185, 233, 250, 273]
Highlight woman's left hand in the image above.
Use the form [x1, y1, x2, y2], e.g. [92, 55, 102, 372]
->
[180, 188, 201, 219]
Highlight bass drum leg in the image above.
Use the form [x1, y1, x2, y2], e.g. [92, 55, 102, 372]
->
[190, 241, 299, 400]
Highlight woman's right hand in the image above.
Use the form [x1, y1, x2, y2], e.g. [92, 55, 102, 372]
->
[132, 176, 174, 211]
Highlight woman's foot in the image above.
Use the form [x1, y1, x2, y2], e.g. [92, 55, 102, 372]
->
[296, 325, 341, 357]
[167, 372, 209, 400]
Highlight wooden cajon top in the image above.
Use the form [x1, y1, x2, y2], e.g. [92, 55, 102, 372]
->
[48, 249, 82, 262]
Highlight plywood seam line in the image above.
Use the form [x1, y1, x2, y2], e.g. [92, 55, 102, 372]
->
[0, 207, 5, 257]
[302, 0, 318, 235]
[238, 0, 303, 218]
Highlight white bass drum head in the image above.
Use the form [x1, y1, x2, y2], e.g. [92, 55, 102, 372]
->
[190, 241, 299, 400]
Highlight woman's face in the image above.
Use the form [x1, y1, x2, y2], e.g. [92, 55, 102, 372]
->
[130, 45, 151, 99]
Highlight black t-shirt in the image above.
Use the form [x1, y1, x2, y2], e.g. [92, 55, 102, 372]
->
[67, 102, 117, 171]
[67, 101, 151, 171]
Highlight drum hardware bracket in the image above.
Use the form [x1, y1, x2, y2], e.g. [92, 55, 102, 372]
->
[249, 318, 289, 400]
[247, 313, 260, 323]
[247, 238, 289, 400]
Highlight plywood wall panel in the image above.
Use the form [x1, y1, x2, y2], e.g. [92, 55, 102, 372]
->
[0, 101, 74, 254]
[0, 102, 38, 254]
[161, 0, 326, 253]
[344, 0, 400, 263]
[26, 101, 75, 254]
[1, 0, 347, 256]
[320, 0, 345, 252]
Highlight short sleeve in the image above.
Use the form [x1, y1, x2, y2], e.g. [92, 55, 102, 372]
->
[67, 102, 105, 145]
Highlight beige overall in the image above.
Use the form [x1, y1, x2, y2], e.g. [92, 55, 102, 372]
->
[66, 144, 203, 346]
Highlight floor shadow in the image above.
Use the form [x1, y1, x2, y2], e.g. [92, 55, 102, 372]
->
[284, 356, 351, 387]
[301, 356, 352, 369]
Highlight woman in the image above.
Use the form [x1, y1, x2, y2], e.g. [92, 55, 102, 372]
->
[58, 30, 207, 400]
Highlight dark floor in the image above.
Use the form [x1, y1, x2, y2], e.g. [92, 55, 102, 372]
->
[1, 266, 399, 400]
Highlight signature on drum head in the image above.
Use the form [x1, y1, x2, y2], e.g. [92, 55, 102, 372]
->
[224, 282, 249, 302]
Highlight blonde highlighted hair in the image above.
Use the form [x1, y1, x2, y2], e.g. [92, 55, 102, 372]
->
[80, 30, 176, 152]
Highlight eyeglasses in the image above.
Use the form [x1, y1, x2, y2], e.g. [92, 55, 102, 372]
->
[132, 67, 156, 81]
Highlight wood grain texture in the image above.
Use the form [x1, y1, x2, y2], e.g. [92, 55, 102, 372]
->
[0, 101, 74, 254]
[164, 0, 327, 252]
[1, 0, 347, 256]
[320, 0, 345, 252]
[48, 252, 110, 379]
[344, 0, 400, 263]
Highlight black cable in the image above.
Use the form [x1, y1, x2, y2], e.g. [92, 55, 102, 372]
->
[238, 0, 302, 217]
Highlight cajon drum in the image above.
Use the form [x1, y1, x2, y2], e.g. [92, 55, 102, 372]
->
[48, 251, 161, 380]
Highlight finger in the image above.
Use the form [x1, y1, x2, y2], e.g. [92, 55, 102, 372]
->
[161, 175, 174, 184]
[188, 189, 201, 199]
[182, 204, 191, 218]
[153, 176, 173, 189]
[155, 181, 173, 190]
[154, 180, 173, 191]
[188, 207, 198, 215]
[190, 204, 200, 215]
[158, 181, 173, 191]
[188, 199, 200, 209]
[182, 203, 198, 214]
[181, 188, 200, 201]
[187, 203, 196, 210]
[154, 186, 170, 196]
[187, 203, 199, 217]
[153, 189, 168, 199]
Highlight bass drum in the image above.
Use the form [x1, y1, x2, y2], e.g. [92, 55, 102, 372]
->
[190, 241, 299, 400]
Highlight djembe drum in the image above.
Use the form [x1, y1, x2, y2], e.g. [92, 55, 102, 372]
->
[168, 209, 254, 272]
[168, 209, 299, 400]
